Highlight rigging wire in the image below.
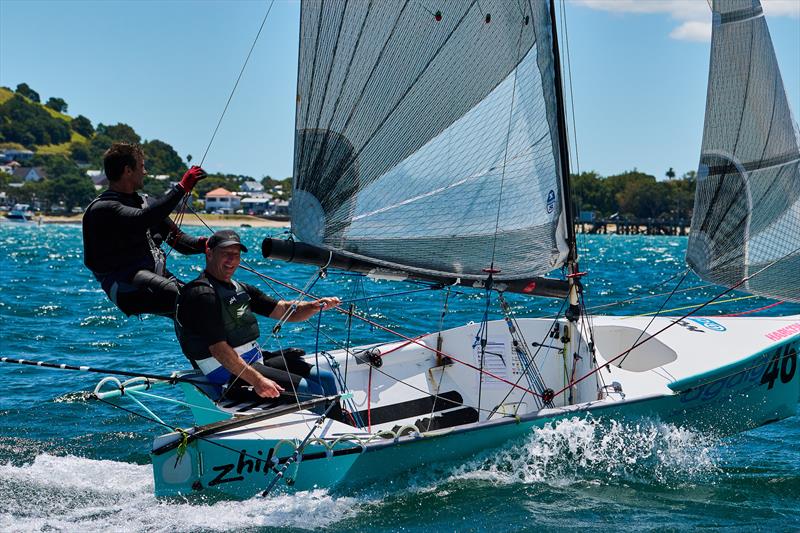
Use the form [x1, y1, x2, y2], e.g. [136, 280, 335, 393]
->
[618, 269, 688, 367]
[559, 0, 580, 176]
[215, 259, 534, 392]
[555, 244, 800, 397]
[168, 0, 275, 237]
[628, 293, 759, 317]
[198, 0, 276, 168]
[93, 394, 333, 473]
[492, 295, 569, 416]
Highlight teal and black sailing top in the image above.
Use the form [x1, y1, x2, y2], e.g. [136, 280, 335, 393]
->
[175, 271, 278, 382]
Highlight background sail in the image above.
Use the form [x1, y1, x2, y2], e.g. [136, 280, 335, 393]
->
[292, 0, 569, 280]
[687, 0, 800, 302]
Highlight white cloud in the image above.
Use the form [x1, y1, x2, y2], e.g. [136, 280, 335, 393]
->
[571, 0, 709, 21]
[573, 0, 798, 42]
[670, 21, 712, 42]
[762, 0, 800, 17]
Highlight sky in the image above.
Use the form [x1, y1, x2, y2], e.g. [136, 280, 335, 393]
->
[0, 0, 798, 181]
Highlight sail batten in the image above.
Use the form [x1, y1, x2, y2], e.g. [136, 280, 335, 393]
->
[687, 0, 800, 302]
[292, 0, 569, 281]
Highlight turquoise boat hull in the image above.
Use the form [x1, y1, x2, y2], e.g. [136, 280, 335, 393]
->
[152, 337, 799, 499]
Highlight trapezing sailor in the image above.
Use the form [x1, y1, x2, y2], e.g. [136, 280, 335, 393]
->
[174, 229, 342, 410]
[82, 142, 208, 318]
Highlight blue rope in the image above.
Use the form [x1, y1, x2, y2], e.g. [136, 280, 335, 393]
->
[339, 285, 442, 305]
[321, 351, 365, 428]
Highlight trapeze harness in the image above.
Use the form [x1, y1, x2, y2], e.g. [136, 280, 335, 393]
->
[86, 192, 168, 304]
[175, 276, 263, 384]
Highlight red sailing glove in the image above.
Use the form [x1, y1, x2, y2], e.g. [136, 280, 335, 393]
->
[177, 166, 207, 193]
[197, 236, 208, 252]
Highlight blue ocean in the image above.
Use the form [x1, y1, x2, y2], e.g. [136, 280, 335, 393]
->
[1, 222, 799, 532]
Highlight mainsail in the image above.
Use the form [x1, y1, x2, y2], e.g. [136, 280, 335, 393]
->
[687, 0, 800, 302]
[292, 0, 570, 281]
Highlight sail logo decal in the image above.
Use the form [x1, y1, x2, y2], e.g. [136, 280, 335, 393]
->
[688, 317, 726, 332]
[679, 343, 798, 405]
[209, 448, 275, 486]
[765, 322, 800, 342]
[546, 190, 556, 214]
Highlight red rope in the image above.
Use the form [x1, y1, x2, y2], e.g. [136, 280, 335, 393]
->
[552, 276, 751, 398]
[373, 335, 425, 356]
[718, 301, 783, 317]
[239, 266, 541, 398]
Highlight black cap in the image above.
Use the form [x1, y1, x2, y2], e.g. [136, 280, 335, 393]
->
[207, 230, 248, 252]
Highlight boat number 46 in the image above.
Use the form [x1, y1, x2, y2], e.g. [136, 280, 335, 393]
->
[760, 345, 797, 390]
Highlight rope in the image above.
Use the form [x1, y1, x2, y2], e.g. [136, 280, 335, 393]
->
[168, 1, 275, 239]
[583, 269, 699, 313]
[492, 297, 568, 417]
[338, 285, 442, 305]
[233, 267, 543, 397]
[554, 245, 800, 398]
[94, 395, 293, 472]
[628, 294, 759, 317]
[717, 300, 783, 316]
[316, 330, 523, 418]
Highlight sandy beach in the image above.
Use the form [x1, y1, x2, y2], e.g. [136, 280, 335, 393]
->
[36, 214, 290, 228]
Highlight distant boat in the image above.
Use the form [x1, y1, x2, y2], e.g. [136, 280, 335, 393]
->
[4, 204, 33, 222]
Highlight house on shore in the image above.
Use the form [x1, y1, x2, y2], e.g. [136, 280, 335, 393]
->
[0, 149, 35, 164]
[241, 181, 264, 194]
[204, 187, 240, 214]
[87, 170, 108, 188]
[241, 196, 272, 215]
[12, 166, 47, 182]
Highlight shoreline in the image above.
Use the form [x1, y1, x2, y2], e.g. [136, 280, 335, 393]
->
[28, 214, 290, 228]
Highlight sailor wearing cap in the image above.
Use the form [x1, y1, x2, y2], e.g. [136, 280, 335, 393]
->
[175, 230, 341, 403]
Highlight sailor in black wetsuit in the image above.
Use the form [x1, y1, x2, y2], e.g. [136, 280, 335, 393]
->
[82, 142, 208, 318]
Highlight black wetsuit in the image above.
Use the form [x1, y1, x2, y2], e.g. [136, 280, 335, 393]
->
[175, 271, 312, 400]
[82, 186, 204, 317]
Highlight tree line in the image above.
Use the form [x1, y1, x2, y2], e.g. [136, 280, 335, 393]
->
[2, 82, 698, 219]
[0, 83, 296, 212]
[572, 168, 695, 221]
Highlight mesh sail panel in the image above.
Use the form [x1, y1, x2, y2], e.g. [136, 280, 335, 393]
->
[292, 0, 569, 280]
[687, 0, 800, 302]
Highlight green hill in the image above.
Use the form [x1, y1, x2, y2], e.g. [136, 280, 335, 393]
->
[0, 87, 14, 105]
[0, 83, 185, 176]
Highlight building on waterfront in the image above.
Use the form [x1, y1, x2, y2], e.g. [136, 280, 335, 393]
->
[241, 181, 264, 193]
[273, 199, 290, 216]
[241, 197, 271, 215]
[0, 149, 34, 163]
[12, 166, 47, 182]
[86, 170, 108, 188]
[204, 187, 240, 214]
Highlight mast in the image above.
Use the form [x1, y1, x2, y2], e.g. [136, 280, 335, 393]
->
[549, 0, 577, 268]
[549, 0, 582, 405]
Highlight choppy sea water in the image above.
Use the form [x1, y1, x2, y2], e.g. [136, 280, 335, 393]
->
[1, 222, 799, 532]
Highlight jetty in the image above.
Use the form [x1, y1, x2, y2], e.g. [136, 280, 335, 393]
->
[576, 218, 690, 236]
